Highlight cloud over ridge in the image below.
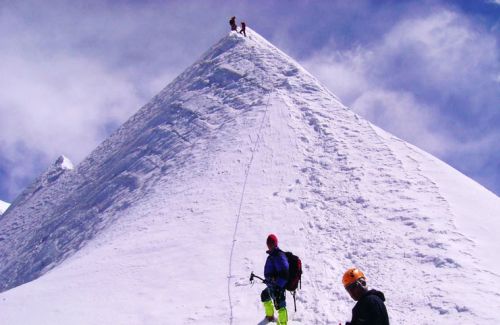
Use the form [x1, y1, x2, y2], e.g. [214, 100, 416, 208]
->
[303, 9, 499, 193]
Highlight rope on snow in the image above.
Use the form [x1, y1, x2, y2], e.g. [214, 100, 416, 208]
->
[227, 83, 273, 325]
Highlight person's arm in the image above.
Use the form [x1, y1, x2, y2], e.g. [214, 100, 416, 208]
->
[277, 253, 289, 279]
[270, 253, 288, 288]
[264, 257, 273, 280]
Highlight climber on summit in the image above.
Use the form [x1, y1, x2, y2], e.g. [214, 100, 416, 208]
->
[341, 268, 389, 325]
[261, 234, 289, 324]
[229, 16, 237, 31]
[239, 21, 246, 37]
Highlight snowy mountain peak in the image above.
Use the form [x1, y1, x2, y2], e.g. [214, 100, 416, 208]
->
[0, 200, 10, 216]
[0, 28, 499, 324]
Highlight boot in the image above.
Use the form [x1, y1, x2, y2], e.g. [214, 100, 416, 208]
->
[263, 300, 275, 321]
[277, 307, 288, 325]
[264, 315, 276, 322]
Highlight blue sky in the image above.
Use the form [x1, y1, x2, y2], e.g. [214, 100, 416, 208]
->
[0, 0, 499, 202]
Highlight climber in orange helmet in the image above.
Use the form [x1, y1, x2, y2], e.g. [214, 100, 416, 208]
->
[341, 268, 389, 325]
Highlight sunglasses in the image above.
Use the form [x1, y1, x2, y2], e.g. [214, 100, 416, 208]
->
[345, 280, 362, 292]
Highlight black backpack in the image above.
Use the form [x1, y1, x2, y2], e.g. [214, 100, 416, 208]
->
[284, 251, 302, 311]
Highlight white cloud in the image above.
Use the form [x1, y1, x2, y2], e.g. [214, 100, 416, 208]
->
[0, 53, 142, 160]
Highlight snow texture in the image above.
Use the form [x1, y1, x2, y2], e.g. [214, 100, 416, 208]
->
[0, 28, 499, 325]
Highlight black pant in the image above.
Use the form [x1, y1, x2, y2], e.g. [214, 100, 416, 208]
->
[261, 286, 286, 309]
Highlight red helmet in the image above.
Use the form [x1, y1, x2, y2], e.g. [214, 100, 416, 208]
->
[266, 234, 278, 247]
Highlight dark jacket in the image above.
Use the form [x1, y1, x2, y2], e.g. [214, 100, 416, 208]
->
[348, 290, 389, 325]
[264, 247, 289, 289]
[229, 17, 237, 31]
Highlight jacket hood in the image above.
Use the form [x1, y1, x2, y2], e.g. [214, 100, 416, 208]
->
[366, 289, 386, 302]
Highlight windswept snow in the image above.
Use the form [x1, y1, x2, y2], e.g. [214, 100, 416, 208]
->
[0, 28, 499, 325]
[56, 155, 74, 171]
[0, 200, 9, 215]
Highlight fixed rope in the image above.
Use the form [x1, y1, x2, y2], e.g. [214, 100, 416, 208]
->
[227, 85, 273, 325]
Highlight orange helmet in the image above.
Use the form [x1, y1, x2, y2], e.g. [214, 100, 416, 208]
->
[342, 268, 366, 288]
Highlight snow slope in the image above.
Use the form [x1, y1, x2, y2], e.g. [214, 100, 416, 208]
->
[1, 29, 499, 324]
[0, 200, 9, 215]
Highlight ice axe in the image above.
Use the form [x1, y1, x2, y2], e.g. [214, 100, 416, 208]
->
[249, 272, 266, 284]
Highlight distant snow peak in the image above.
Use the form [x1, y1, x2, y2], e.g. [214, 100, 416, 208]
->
[55, 155, 74, 171]
[0, 200, 10, 215]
